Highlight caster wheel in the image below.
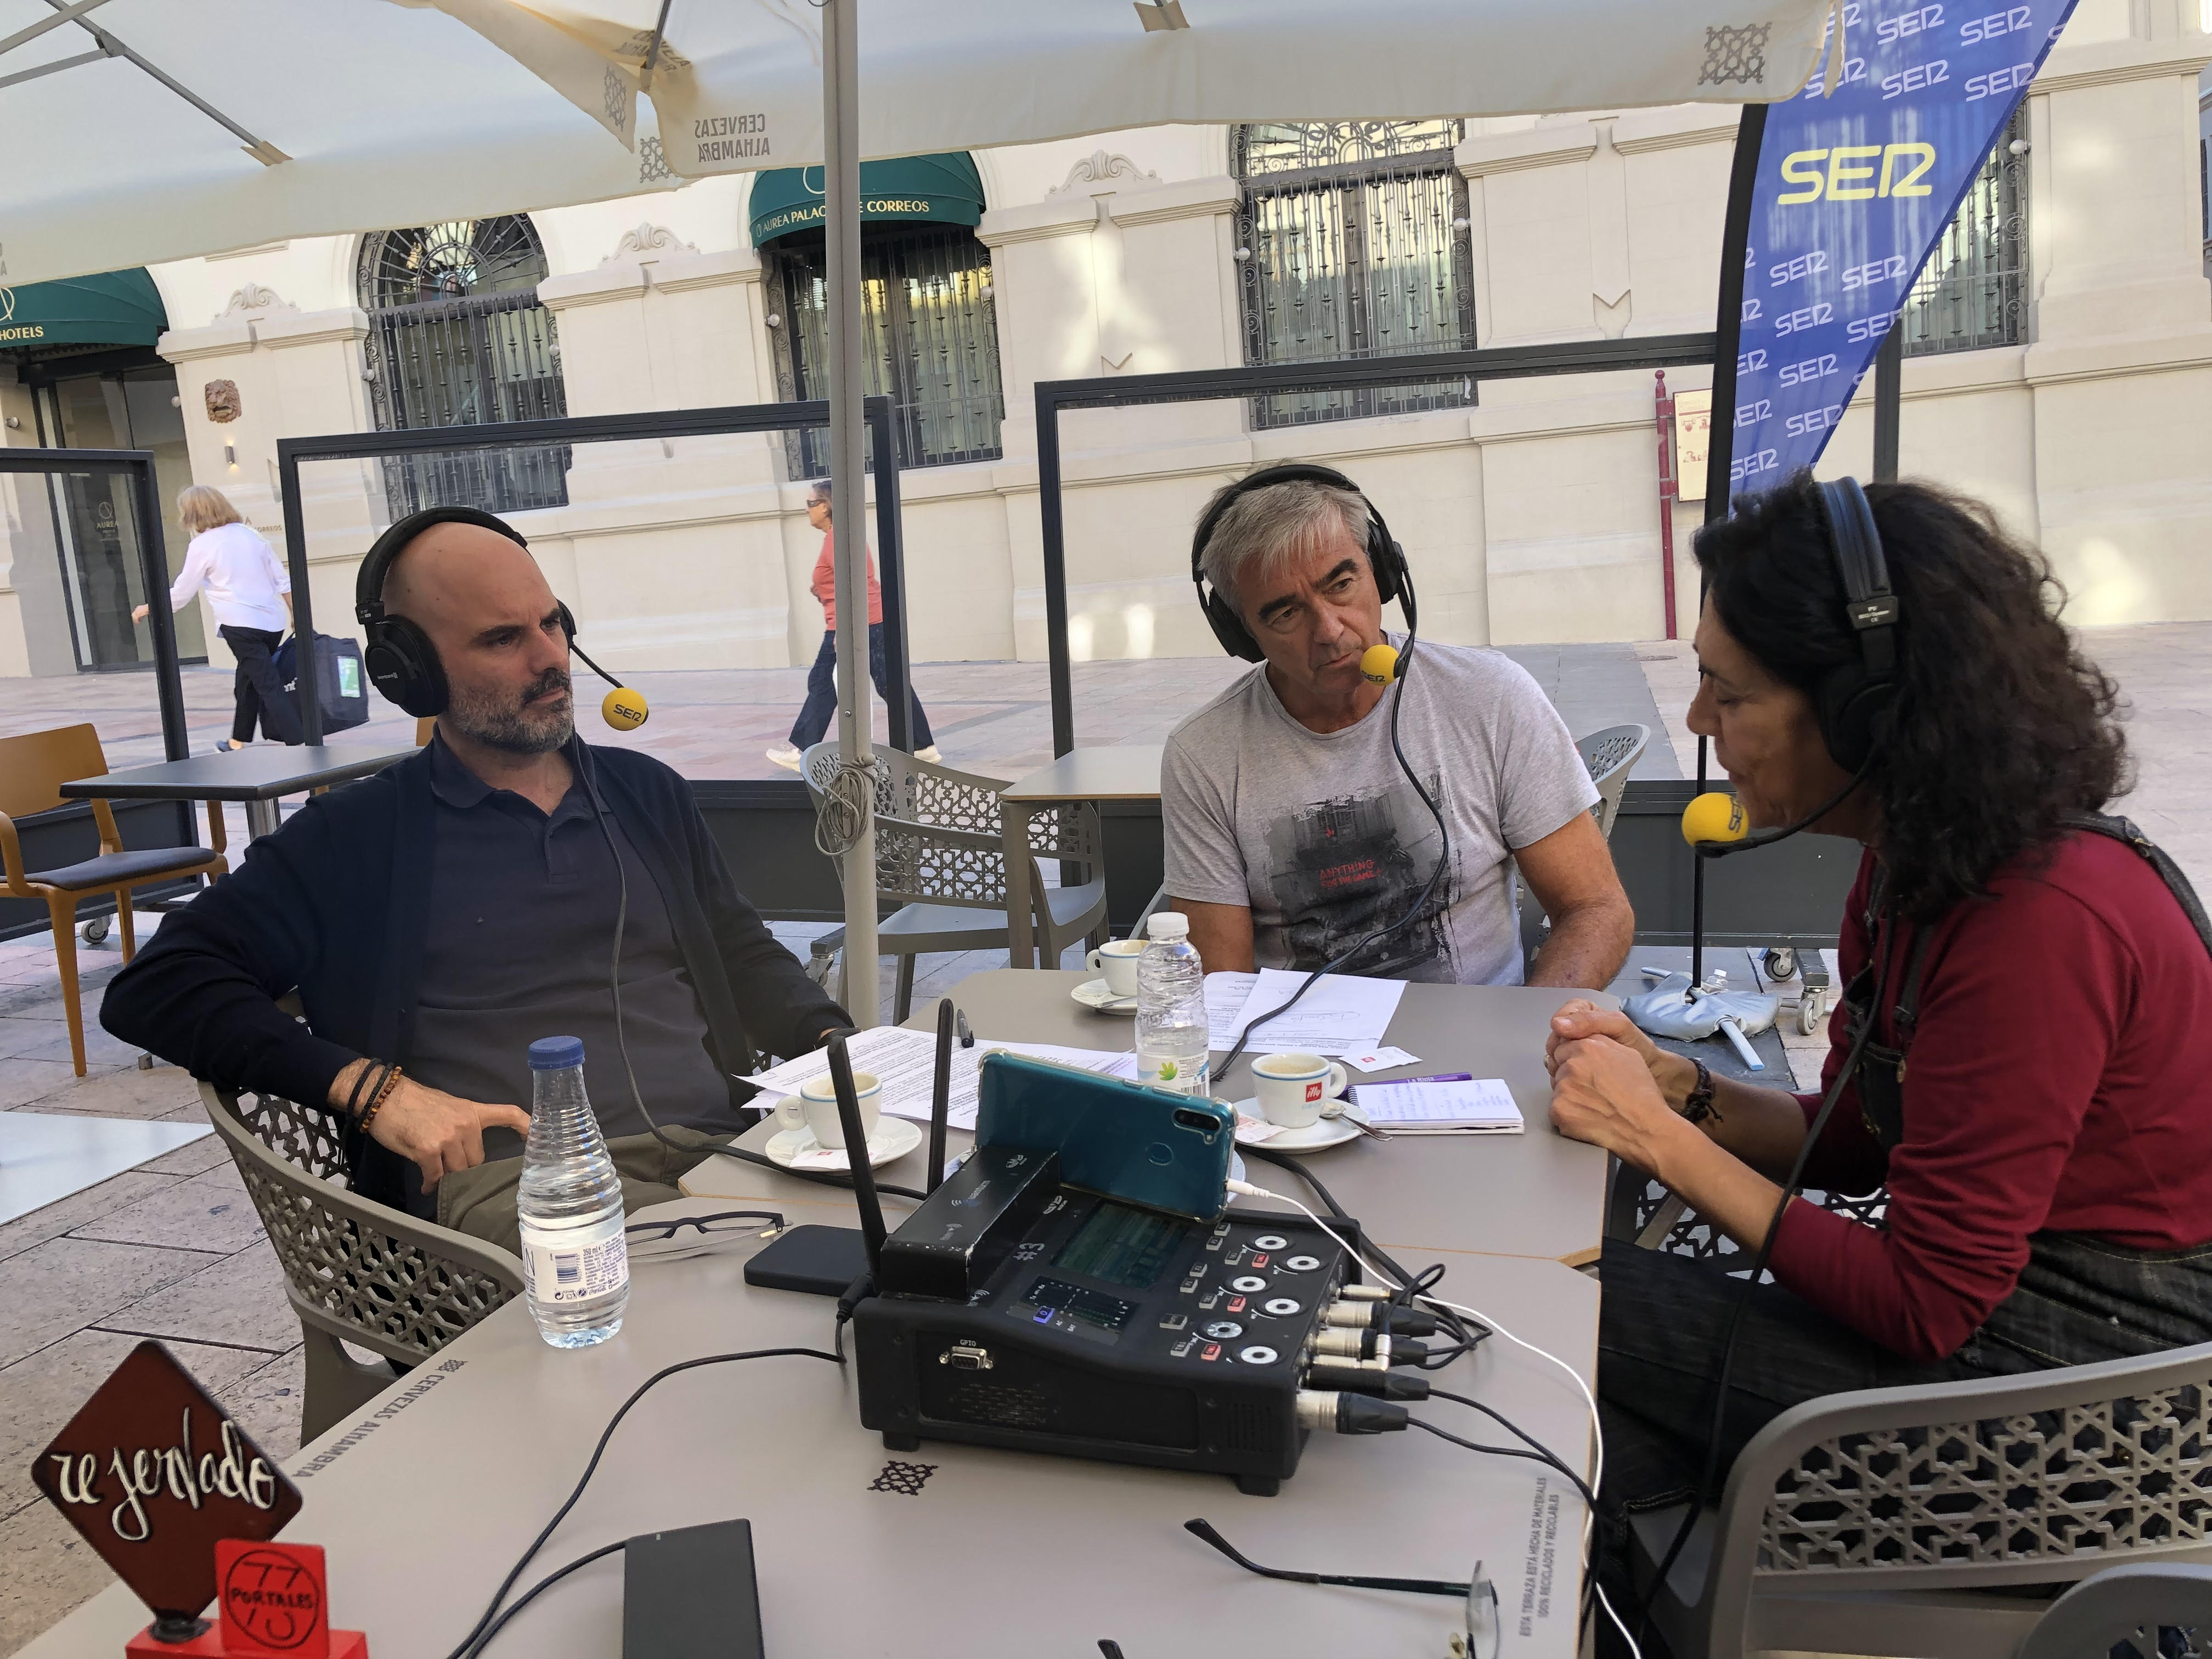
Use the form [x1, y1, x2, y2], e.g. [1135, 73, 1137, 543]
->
[1764, 944, 1798, 983]
[80, 916, 110, 946]
[1797, 992, 1824, 1035]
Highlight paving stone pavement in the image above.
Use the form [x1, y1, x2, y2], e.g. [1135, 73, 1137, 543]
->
[1, 617, 2203, 1650]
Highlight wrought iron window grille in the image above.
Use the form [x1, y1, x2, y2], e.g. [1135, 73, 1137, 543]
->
[765, 224, 1006, 476]
[356, 216, 571, 517]
[1232, 120, 1479, 430]
[1900, 107, 2030, 358]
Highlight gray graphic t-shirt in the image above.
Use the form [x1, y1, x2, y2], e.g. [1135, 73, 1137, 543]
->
[1160, 642, 1599, 986]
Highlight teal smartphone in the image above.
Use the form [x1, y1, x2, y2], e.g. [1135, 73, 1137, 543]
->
[973, 1052, 1233, 1222]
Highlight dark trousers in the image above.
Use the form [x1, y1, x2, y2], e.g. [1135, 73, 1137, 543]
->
[1593, 1239, 2045, 1655]
[1595, 1238, 2040, 1510]
[219, 625, 302, 746]
[787, 624, 934, 751]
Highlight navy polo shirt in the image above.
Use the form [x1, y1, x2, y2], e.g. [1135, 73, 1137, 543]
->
[407, 735, 734, 1159]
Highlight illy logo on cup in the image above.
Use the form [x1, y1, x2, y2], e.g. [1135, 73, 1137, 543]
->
[1303, 1081, 1324, 1102]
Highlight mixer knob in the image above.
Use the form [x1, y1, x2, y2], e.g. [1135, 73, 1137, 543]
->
[1262, 1297, 1302, 1317]
[1251, 1234, 1290, 1251]
[1283, 1255, 1322, 1273]
[1229, 1275, 1267, 1293]
[1202, 1320, 1244, 1340]
[1238, 1346, 1280, 1366]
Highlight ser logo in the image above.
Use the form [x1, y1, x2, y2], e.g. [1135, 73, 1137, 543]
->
[1737, 347, 1769, 375]
[1967, 61, 2035, 99]
[1786, 405, 1846, 439]
[1778, 144, 1935, 204]
[1876, 3, 1944, 43]
[1778, 353, 1840, 386]
[1734, 399, 1773, 428]
[1730, 448, 1781, 482]
[1960, 4, 2033, 41]
[1881, 59, 1949, 99]
[1847, 309, 1901, 344]
[1767, 251, 1828, 286]
[1842, 254, 1910, 291]
[1773, 301, 1833, 337]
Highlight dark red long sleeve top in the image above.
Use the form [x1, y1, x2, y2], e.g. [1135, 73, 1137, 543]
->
[1765, 832, 2212, 1361]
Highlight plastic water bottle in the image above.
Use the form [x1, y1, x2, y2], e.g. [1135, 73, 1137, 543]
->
[1135, 912, 1210, 1096]
[516, 1035, 629, 1348]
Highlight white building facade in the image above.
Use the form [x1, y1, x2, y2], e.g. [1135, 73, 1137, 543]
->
[1, 0, 2207, 680]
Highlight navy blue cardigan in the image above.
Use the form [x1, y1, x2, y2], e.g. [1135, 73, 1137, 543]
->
[102, 743, 846, 1207]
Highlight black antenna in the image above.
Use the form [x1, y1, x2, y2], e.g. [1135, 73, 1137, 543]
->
[826, 1035, 886, 1274]
[928, 1000, 955, 1194]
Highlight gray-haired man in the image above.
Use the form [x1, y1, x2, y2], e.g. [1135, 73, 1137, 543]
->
[1163, 471, 1633, 989]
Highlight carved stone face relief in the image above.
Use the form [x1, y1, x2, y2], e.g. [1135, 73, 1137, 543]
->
[204, 380, 241, 424]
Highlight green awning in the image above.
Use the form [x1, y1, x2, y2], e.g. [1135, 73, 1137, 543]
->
[748, 153, 985, 246]
[0, 269, 167, 349]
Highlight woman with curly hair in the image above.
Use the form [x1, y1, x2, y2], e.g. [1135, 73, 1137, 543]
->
[1545, 471, 2212, 1532]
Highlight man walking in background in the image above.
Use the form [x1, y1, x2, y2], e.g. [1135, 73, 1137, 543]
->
[766, 477, 941, 770]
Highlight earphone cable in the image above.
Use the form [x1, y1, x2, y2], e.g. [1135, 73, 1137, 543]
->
[1214, 574, 1451, 1080]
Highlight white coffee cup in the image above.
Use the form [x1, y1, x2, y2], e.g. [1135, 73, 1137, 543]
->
[794, 1070, 882, 1150]
[1085, 938, 1146, 999]
[1251, 1052, 1350, 1130]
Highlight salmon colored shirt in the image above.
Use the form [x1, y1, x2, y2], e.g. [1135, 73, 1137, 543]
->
[810, 529, 882, 630]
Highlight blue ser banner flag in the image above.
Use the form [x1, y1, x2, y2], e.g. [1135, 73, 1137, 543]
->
[1729, 0, 2077, 490]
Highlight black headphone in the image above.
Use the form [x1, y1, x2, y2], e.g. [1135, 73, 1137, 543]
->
[1189, 462, 1412, 662]
[354, 505, 582, 718]
[1812, 477, 1903, 774]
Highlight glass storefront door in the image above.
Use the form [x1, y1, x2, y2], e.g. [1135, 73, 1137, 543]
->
[36, 365, 202, 669]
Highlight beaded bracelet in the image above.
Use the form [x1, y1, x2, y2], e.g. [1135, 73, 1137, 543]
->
[356, 1065, 404, 1136]
[342, 1061, 385, 1123]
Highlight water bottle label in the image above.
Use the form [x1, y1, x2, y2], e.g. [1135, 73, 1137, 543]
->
[1137, 1053, 1209, 1094]
[520, 1211, 630, 1306]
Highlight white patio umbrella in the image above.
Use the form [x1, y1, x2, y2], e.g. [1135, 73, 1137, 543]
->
[0, 0, 1836, 1020]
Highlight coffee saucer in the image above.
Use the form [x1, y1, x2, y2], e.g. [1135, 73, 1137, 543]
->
[762, 1117, 923, 1171]
[1228, 1098, 1367, 1153]
[1071, 978, 1139, 1014]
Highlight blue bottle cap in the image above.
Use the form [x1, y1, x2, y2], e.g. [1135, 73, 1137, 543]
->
[528, 1035, 586, 1071]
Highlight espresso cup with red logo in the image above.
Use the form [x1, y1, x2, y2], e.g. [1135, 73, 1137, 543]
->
[1250, 1052, 1350, 1130]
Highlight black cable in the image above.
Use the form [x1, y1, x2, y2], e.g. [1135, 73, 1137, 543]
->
[579, 746, 763, 1171]
[575, 750, 915, 1199]
[1183, 1518, 1467, 1599]
[1410, 1411, 1595, 1511]
[440, 1347, 842, 1659]
[1214, 577, 1450, 1084]
[464, 1539, 627, 1658]
[1633, 996, 1882, 1639]
[1237, 1148, 1487, 1360]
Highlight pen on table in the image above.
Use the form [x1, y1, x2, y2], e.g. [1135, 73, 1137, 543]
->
[1393, 1072, 1472, 1084]
[956, 1009, 973, 1048]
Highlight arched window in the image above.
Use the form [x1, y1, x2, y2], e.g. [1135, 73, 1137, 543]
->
[1899, 106, 2030, 356]
[357, 216, 568, 516]
[1233, 120, 1477, 428]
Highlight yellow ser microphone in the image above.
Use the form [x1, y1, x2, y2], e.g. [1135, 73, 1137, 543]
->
[571, 641, 650, 731]
[1360, 642, 1401, 685]
[1681, 791, 1748, 847]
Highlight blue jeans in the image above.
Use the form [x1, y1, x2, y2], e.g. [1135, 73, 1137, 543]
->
[787, 624, 934, 751]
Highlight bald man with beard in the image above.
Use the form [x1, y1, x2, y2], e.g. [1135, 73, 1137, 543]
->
[104, 510, 850, 1247]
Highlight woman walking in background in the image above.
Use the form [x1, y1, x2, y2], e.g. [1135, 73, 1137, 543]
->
[133, 485, 300, 750]
[766, 477, 941, 771]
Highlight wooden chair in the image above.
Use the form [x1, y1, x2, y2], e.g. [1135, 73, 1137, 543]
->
[0, 724, 227, 1074]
